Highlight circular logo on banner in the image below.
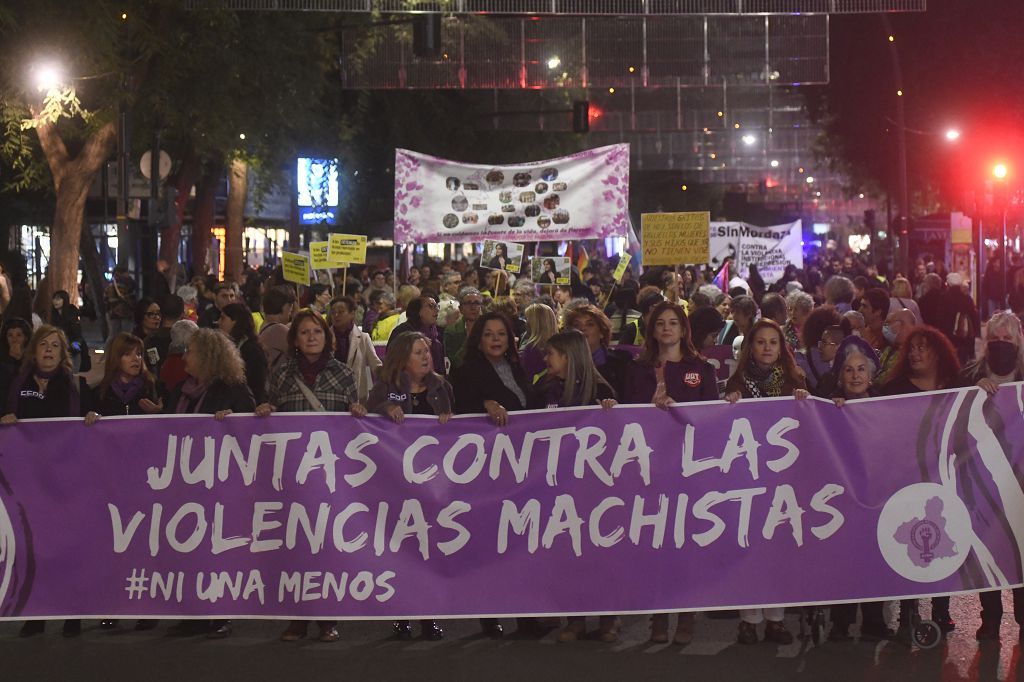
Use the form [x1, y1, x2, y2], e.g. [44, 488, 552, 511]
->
[684, 371, 702, 388]
[877, 483, 972, 583]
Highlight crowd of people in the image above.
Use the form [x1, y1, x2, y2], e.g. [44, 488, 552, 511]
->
[0, 245, 1019, 647]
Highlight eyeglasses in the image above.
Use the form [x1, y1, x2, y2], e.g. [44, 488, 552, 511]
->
[462, 300, 483, 307]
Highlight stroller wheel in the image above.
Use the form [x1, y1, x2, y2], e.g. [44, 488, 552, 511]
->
[913, 620, 942, 649]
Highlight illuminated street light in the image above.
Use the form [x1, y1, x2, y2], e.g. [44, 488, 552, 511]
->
[770, 159, 780, 168]
[239, 133, 246, 140]
[32, 61, 64, 92]
[944, 128, 960, 141]
[805, 176, 815, 184]
[896, 89, 903, 97]
[888, 35, 895, 42]
[547, 56, 561, 70]
[608, 87, 615, 94]
[742, 134, 756, 145]
[994, 163, 1008, 179]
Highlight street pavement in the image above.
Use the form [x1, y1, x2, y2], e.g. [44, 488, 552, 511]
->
[1, 593, 1022, 682]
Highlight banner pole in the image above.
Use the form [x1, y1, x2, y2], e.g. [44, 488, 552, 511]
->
[342, 267, 348, 298]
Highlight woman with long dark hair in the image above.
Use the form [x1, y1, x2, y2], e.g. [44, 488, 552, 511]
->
[723, 319, 807, 645]
[387, 296, 446, 375]
[50, 290, 88, 372]
[218, 302, 268, 405]
[131, 296, 162, 341]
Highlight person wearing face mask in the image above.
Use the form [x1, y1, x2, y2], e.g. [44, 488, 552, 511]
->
[876, 308, 917, 383]
[960, 312, 1024, 641]
[826, 337, 896, 642]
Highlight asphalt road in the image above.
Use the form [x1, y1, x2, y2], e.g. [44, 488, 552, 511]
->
[1, 593, 1022, 682]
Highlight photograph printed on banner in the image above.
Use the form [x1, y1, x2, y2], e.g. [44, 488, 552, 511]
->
[531, 256, 571, 286]
[481, 240, 525, 274]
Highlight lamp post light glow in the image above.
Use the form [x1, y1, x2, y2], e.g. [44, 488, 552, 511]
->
[32, 62, 64, 92]
[770, 159, 780, 168]
[805, 176, 815, 184]
[994, 163, 1008, 180]
[546, 56, 561, 70]
[741, 134, 756, 146]
[944, 128, 960, 142]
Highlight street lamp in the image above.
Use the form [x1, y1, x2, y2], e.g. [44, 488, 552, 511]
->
[993, 163, 1008, 179]
[993, 163, 1010, 305]
[944, 128, 961, 142]
[31, 61, 64, 92]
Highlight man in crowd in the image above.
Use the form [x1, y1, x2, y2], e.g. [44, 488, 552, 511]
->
[857, 288, 891, 352]
[877, 307, 917, 383]
[198, 282, 236, 328]
[105, 264, 137, 340]
[444, 287, 483, 370]
[259, 285, 296, 371]
[942, 272, 980, 364]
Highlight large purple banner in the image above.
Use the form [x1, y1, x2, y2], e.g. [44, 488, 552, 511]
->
[2, 386, 1023, 620]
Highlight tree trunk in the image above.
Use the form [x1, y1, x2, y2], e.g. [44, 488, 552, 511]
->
[34, 120, 116, 305]
[225, 157, 248, 282]
[190, 162, 222, 277]
[159, 147, 201, 285]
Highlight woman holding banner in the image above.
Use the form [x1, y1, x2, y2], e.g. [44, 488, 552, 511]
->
[962, 311, 1024, 641]
[826, 336, 895, 642]
[367, 331, 451, 641]
[164, 328, 255, 640]
[880, 325, 961, 640]
[525, 330, 620, 643]
[2, 325, 94, 638]
[724, 319, 808, 645]
[255, 309, 366, 643]
[623, 301, 717, 644]
[452, 311, 538, 638]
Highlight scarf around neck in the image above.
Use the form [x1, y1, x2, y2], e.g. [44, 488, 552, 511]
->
[111, 373, 145, 405]
[176, 376, 209, 413]
[297, 351, 330, 387]
[744, 361, 785, 398]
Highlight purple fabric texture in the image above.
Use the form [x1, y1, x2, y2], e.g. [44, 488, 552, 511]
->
[1, 385, 1022, 619]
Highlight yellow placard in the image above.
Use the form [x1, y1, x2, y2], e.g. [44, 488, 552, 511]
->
[613, 254, 631, 282]
[309, 241, 331, 270]
[281, 251, 311, 286]
[641, 211, 710, 266]
[328, 233, 367, 265]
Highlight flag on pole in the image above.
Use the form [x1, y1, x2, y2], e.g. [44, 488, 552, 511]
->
[576, 245, 590, 274]
[626, 220, 643, 275]
[712, 259, 731, 291]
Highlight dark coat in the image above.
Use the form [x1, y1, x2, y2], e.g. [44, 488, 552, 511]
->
[594, 347, 630, 399]
[367, 371, 454, 417]
[238, 336, 269, 405]
[168, 379, 255, 414]
[623, 357, 719, 404]
[94, 379, 165, 416]
[6, 370, 93, 419]
[452, 355, 531, 414]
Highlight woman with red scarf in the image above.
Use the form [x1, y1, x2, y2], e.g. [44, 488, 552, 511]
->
[255, 309, 366, 643]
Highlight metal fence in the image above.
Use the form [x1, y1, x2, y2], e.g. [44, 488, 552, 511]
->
[339, 14, 828, 89]
[186, 0, 925, 14]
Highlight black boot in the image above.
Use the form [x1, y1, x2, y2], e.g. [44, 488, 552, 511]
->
[422, 620, 444, 640]
[62, 620, 81, 638]
[392, 620, 413, 640]
[18, 621, 44, 637]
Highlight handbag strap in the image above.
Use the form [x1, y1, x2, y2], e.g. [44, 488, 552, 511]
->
[295, 378, 327, 412]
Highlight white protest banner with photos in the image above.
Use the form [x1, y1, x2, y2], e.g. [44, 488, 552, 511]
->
[481, 240, 525, 274]
[709, 220, 803, 284]
[394, 145, 630, 243]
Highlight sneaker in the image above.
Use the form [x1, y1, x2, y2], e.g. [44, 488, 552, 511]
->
[975, 620, 1000, 641]
[765, 620, 794, 645]
[933, 615, 956, 634]
[737, 621, 759, 645]
[280, 621, 308, 642]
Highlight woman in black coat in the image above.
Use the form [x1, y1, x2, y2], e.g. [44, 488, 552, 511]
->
[217, 302, 268, 404]
[1, 325, 94, 638]
[86, 333, 165, 418]
[164, 328, 254, 640]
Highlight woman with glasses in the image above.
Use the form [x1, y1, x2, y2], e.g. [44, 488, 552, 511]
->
[388, 296, 447, 375]
[131, 297, 162, 341]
